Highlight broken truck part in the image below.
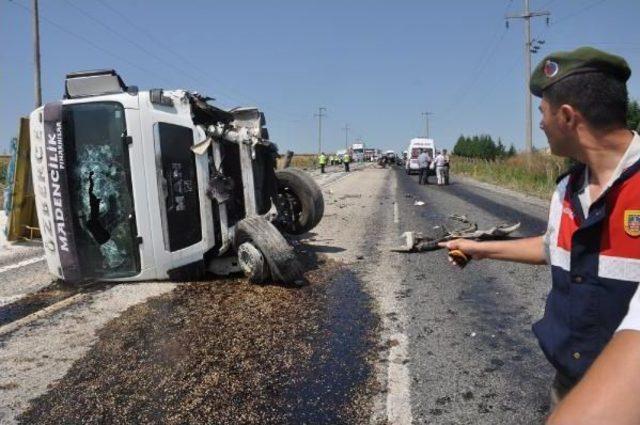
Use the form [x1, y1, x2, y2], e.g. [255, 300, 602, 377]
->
[391, 215, 520, 254]
[29, 69, 323, 285]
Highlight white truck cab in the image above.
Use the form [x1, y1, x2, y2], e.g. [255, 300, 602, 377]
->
[30, 70, 323, 285]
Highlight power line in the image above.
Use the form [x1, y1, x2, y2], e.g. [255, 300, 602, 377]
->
[8, 0, 176, 86]
[92, 0, 307, 122]
[60, 0, 252, 106]
[553, 0, 606, 25]
[439, 0, 513, 120]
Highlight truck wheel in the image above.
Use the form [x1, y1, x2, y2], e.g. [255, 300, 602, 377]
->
[274, 168, 324, 235]
[237, 242, 270, 283]
[235, 216, 305, 285]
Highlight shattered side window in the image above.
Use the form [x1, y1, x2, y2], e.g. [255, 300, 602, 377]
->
[63, 102, 140, 279]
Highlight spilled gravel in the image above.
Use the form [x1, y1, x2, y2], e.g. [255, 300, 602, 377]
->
[18, 253, 380, 424]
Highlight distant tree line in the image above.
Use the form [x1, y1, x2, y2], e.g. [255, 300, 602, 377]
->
[628, 99, 640, 131]
[453, 134, 516, 160]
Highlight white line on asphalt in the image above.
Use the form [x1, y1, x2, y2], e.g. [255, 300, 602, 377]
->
[0, 293, 88, 337]
[387, 332, 412, 424]
[0, 294, 27, 307]
[384, 173, 412, 425]
[0, 255, 46, 274]
[393, 202, 399, 223]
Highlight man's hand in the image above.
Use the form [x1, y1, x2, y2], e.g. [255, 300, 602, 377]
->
[439, 239, 489, 266]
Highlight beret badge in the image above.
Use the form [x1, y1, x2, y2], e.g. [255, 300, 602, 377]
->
[544, 60, 559, 78]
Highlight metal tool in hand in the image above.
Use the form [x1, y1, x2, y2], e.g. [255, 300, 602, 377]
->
[390, 215, 521, 266]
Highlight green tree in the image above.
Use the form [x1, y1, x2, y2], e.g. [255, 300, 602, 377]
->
[507, 144, 517, 157]
[628, 99, 640, 131]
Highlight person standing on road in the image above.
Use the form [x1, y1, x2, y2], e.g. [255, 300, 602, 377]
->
[417, 149, 431, 185]
[318, 152, 327, 174]
[442, 149, 451, 185]
[434, 150, 447, 185]
[343, 152, 351, 172]
[440, 47, 640, 425]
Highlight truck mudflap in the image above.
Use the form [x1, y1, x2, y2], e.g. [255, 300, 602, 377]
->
[42, 102, 83, 282]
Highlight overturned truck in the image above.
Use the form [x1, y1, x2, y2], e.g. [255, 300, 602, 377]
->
[30, 70, 323, 285]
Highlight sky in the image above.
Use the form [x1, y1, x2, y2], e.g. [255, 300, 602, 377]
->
[2, 0, 639, 155]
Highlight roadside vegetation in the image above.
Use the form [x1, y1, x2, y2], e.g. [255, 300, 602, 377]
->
[452, 153, 566, 199]
[0, 155, 9, 207]
[276, 153, 317, 170]
[452, 99, 640, 199]
[451, 132, 564, 199]
[0, 155, 8, 184]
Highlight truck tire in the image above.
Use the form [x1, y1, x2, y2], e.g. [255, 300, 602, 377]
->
[235, 216, 305, 285]
[274, 168, 324, 235]
[237, 242, 270, 283]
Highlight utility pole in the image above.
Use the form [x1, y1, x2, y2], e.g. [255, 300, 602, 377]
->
[506, 0, 550, 153]
[32, 0, 42, 107]
[421, 112, 433, 138]
[314, 107, 327, 154]
[342, 123, 350, 150]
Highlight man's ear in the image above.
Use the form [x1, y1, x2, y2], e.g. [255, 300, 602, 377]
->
[559, 104, 579, 129]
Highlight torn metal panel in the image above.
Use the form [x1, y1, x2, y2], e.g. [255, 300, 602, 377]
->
[391, 215, 520, 253]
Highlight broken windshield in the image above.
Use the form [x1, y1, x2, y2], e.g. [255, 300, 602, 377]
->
[62, 102, 140, 279]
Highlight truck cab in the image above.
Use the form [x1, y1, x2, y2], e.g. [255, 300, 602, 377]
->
[30, 70, 322, 284]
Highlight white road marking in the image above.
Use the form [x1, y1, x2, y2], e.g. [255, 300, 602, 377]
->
[387, 332, 412, 424]
[0, 294, 27, 308]
[384, 175, 412, 424]
[0, 293, 87, 337]
[393, 202, 399, 223]
[0, 255, 45, 274]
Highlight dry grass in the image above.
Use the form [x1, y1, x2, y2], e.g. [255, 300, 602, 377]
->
[0, 155, 11, 207]
[451, 153, 568, 199]
[276, 154, 318, 170]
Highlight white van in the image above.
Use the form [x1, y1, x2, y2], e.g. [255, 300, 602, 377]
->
[405, 138, 435, 174]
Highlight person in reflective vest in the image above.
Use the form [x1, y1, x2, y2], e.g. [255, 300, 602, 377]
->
[318, 152, 327, 173]
[343, 153, 351, 172]
[440, 47, 640, 423]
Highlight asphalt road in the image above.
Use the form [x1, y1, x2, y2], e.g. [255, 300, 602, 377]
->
[394, 168, 553, 424]
[0, 164, 558, 424]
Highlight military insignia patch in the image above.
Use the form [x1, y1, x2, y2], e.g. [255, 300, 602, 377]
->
[544, 60, 559, 78]
[624, 210, 640, 237]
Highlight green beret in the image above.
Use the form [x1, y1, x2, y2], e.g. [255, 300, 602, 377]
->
[530, 46, 631, 97]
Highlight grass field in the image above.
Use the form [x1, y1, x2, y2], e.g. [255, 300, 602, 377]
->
[276, 154, 318, 170]
[451, 153, 569, 199]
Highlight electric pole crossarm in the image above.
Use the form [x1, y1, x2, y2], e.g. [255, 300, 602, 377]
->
[505, 0, 551, 153]
[506, 10, 550, 19]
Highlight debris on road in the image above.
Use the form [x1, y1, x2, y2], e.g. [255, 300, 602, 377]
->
[390, 215, 520, 253]
[413, 201, 425, 206]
